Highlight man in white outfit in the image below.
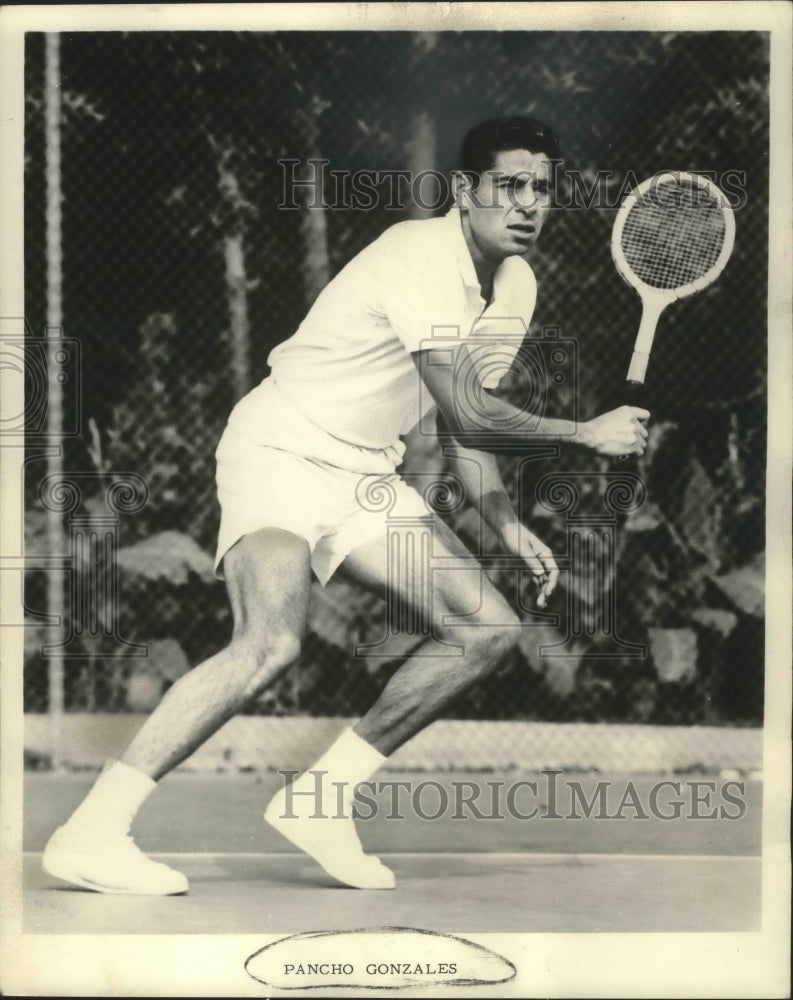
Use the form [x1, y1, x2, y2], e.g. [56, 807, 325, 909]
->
[43, 117, 648, 894]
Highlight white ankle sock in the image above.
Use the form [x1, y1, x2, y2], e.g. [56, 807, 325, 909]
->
[67, 760, 156, 836]
[289, 728, 386, 813]
[265, 729, 394, 889]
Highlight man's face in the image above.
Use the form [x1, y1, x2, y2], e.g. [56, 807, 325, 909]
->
[461, 148, 553, 263]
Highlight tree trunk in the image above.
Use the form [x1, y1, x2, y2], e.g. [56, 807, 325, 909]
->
[300, 185, 330, 305]
[223, 230, 251, 400]
[299, 97, 331, 306]
[407, 33, 438, 220]
[406, 109, 438, 220]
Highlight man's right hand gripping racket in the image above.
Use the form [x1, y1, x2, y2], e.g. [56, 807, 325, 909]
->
[611, 171, 736, 455]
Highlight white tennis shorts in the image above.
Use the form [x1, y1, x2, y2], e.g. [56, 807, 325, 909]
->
[214, 378, 432, 586]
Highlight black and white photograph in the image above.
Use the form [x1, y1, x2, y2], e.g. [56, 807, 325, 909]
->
[1, 3, 790, 996]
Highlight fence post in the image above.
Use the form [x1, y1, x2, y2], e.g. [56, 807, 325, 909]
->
[45, 32, 65, 769]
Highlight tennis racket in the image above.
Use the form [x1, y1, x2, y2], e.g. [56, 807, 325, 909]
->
[611, 171, 736, 390]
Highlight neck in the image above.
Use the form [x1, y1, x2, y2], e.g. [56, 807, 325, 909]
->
[460, 211, 500, 292]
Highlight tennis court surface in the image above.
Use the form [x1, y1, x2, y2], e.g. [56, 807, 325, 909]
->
[24, 770, 762, 935]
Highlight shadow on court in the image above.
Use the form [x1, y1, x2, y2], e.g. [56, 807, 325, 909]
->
[23, 771, 762, 934]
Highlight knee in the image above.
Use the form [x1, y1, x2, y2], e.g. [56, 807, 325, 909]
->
[440, 607, 521, 665]
[473, 618, 521, 660]
[230, 630, 301, 696]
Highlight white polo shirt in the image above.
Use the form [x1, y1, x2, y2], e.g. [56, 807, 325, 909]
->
[250, 207, 538, 452]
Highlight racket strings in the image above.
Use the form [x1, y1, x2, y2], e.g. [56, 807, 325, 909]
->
[620, 182, 727, 290]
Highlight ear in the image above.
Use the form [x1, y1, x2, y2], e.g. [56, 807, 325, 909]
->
[452, 171, 475, 211]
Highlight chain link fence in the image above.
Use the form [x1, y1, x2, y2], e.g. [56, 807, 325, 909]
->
[22, 31, 768, 764]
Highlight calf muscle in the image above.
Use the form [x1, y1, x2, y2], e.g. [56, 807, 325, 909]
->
[120, 528, 311, 780]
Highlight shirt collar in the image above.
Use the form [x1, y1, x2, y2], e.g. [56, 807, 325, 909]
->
[444, 205, 483, 292]
[444, 206, 526, 313]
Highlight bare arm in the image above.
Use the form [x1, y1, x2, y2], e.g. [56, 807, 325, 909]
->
[444, 432, 559, 607]
[413, 343, 649, 456]
[401, 408, 558, 607]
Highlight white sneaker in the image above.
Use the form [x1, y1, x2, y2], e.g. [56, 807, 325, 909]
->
[264, 790, 395, 890]
[42, 824, 188, 896]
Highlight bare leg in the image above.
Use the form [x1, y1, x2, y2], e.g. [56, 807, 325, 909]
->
[354, 629, 513, 755]
[43, 528, 311, 895]
[339, 516, 520, 756]
[122, 528, 311, 779]
[264, 517, 517, 890]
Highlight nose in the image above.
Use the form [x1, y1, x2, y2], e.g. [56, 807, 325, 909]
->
[514, 184, 540, 214]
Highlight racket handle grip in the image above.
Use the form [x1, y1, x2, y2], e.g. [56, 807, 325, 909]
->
[624, 378, 644, 404]
[616, 380, 646, 463]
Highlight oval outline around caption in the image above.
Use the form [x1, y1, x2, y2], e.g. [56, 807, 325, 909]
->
[245, 925, 517, 991]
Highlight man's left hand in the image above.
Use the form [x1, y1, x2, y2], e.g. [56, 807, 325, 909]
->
[499, 522, 559, 609]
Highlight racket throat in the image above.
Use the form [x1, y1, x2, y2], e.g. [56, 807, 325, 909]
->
[628, 296, 666, 385]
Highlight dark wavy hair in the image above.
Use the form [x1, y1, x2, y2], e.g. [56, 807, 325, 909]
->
[460, 117, 561, 186]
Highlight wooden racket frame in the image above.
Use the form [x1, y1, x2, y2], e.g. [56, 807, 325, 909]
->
[611, 171, 736, 386]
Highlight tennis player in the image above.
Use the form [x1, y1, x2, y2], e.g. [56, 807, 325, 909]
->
[43, 117, 649, 894]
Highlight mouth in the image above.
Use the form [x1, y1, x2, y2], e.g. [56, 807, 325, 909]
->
[507, 224, 536, 239]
